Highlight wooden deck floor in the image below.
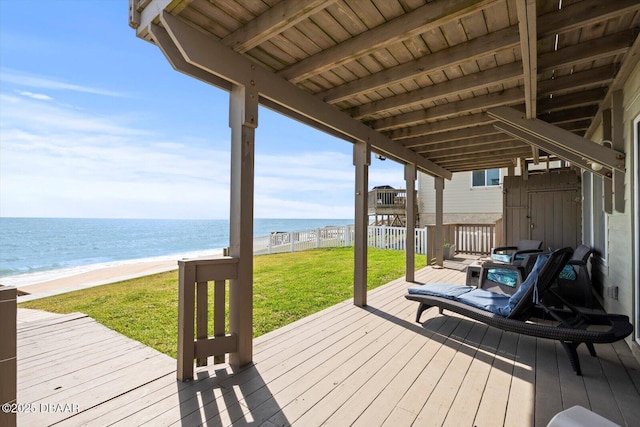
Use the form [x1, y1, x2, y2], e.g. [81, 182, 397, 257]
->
[17, 260, 640, 426]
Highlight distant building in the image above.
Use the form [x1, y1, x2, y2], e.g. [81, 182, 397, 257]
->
[418, 168, 506, 227]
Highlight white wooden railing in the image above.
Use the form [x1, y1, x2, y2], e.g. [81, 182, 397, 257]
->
[253, 225, 428, 255]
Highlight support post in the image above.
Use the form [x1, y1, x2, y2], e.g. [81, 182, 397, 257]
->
[405, 163, 417, 282]
[0, 285, 17, 427]
[434, 177, 445, 267]
[612, 90, 625, 213]
[353, 141, 370, 307]
[228, 84, 257, 367]
[603, 109, 613, 214]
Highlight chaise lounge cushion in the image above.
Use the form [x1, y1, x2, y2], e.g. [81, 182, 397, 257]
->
[409, 254, 550, 317]
[456, 289, 511, 314]
[407, 283, 473, 299]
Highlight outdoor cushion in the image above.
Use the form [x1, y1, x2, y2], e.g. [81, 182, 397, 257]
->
[558, 264, 577, 280]
[503, 254, 549, 315]
[490, 253, 512, 263]
[407, 283, 473, 299]
[486, 268, 519, 287]
[456, 289, 511, 315]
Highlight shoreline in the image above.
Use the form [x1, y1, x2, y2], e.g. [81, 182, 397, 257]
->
[1, 249, 225, 302]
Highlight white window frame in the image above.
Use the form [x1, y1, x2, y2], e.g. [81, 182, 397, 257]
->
[470, 168, 501, 188]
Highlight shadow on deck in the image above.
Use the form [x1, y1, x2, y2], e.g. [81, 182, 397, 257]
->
[16, 261, 640, 426]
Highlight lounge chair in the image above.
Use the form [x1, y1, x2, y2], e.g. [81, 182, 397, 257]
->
[491, 239, 543, 265]
[554, 244, 595, 308]
[405, 247, 633, 375]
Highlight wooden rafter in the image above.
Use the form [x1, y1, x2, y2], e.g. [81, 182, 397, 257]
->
[385, 114, 494, 140]
[352, 62, 523, 120]
[221, 0, 336, 53]
[318, 26, 520, 104]
[489, 106, 625, 173]
[412, 133, 515, 152]
[516, 0, 538, 163]
[157, 11, 452, 179]
[371, 87, 524, 131]
[402, 125, 502, 148]
[494, 122, 611, 180]
[278, 0, 498, 83]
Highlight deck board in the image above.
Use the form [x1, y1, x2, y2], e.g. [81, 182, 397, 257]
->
[16, 258, 640, 426]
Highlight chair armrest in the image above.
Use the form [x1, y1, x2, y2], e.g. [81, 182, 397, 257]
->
[512, 249, 543, 261]
[492, 245, 517, 254]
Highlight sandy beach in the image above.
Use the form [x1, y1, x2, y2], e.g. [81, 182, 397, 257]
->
[2, 250, 224, 302]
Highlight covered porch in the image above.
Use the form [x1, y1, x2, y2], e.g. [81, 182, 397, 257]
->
[125, 0, 640, 379]
[17, 260, 640, 426]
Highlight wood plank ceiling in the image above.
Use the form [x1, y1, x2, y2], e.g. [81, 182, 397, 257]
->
[131, 0, 640, 176]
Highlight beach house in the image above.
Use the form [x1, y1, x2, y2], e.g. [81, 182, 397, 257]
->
[126, 0, 640, 422]
[5, 1, 640, 426]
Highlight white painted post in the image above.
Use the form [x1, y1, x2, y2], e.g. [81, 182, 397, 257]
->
[354, 141, 370, 307]
[228, 84, 257, 368]
[316, 228, 321, 248]
[290, 232, 294, 252]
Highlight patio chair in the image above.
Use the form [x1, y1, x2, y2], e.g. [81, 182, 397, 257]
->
[553, 244, 595, 308]
[491, 239, 543, 265]
[405, 248, 633, 375]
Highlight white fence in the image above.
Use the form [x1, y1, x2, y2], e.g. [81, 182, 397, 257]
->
[253, 225, 428, 255]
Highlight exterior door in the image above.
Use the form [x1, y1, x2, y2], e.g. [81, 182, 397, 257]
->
[528, 190, 581, 251]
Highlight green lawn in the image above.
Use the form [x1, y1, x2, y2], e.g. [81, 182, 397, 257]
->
[19, 247, 420, 358]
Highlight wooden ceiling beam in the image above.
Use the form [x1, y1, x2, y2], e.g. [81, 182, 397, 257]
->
[416, 138, 523, 157]
[538, 28, 637, 71]
[431, 147, 532, 164]
[386, 114, 495, 141]
[586, 29, 640, 138]
[539, 106, 599, 125]
[411, 133, 515, 152]
[493, 122, 612, 180]
[157, 11, 452, 179]
[538, 88, 608, 114]
[221, 0, 336, 53]
[318, 26, 520, 104]
[278, 0, 498, 83]
[352, 62, 523, 119]
[516, 0, 538, 164]
[489, 106, 624, 173]
[538, 64, 617, 96]
[439, 158, 527, 170]
[371, 87, 523, 131]
[317, 4, 629, 104]
[537, 0, 640, 37]
[402, 124, 501, 148]
[421, 141, 527, 158]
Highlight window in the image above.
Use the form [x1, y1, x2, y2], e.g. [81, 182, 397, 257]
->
[471, 169, 500, 187]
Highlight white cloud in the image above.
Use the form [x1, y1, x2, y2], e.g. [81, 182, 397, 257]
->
[14, 90, 53, 101]
[0, 92, 230, 219]
[1, 68, 125, 97]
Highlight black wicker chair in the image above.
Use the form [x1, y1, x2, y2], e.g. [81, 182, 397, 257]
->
[405, 247, 632, 375]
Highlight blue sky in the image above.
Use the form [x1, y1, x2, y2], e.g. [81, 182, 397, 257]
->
[0, 0, 407, 220]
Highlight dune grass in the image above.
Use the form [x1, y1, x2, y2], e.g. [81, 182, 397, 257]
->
[19, 247, 420, 358]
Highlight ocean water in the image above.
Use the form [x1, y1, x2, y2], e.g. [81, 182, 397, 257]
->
[0, 217, 352, 282]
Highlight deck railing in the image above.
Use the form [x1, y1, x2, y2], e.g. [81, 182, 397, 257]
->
[177, 256, 239, 381]
[367, 188, 407, 210]
[254, 225, 432, 255]
[253, 225, 354, 255]
[253, 223, 499, 257]
[424, 222, 498, 257]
